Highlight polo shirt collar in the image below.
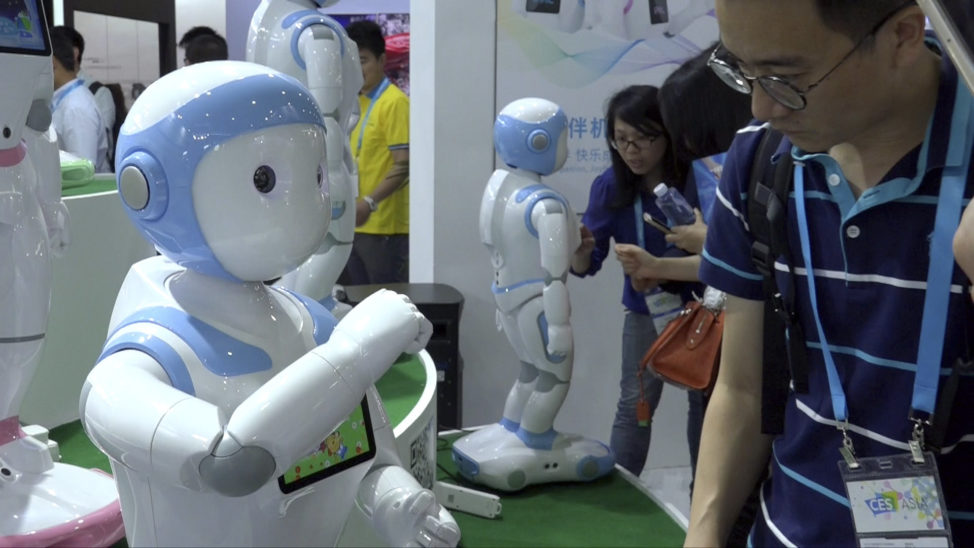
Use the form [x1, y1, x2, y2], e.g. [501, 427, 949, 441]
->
[790, 35, 969, 217]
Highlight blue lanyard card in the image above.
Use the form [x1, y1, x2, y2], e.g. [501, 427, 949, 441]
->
[839, 452, 952, 547]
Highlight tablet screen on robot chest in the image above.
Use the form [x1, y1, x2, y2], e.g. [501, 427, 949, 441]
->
[277, 397, 377, 494]
[0, 0, 49, 55]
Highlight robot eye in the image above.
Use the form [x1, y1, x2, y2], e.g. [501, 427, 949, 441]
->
[316, 165, 323, 188]
[253, 165, 276, 193]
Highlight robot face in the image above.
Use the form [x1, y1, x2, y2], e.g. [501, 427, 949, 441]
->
[115, 61, 327, 281]
[193, 123, 329, 282]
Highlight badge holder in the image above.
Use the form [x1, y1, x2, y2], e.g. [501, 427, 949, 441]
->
[838, 425, 952, 547]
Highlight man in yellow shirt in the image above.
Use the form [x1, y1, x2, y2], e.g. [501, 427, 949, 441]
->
[340, 19, 410, 285]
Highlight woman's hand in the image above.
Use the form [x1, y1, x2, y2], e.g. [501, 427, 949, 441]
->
[571, 224, 596, 274]
[575, 224, 595, 256]
[616, 243, 667, 292]
[665, 208, 708, 254]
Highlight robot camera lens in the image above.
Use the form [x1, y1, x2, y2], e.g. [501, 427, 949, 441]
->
[317, 166, 323, 188]
[2, 126, 10, 139]
[253, 165, 277, 193]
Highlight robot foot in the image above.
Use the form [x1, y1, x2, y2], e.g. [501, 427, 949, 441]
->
[0, 459, 125, 547]
[451, 426, 614, 492]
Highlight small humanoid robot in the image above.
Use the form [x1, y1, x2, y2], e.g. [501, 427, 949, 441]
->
[451, 98, 614, 492]
[1, 3, 124, 545]
[79, 61, 459, 547]
[247, 0, 363, 313]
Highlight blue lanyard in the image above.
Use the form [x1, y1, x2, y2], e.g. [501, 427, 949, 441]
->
[634, 194, 645, 250]
[354, 77, 390, 158]
[51, 79, 84, 112]
[793, 96, 971, 423]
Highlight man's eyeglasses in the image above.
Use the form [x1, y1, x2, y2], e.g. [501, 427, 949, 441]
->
[610, 133, 662, 152]
[707, 1, 914, 110]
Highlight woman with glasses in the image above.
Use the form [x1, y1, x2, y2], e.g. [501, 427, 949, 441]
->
[617, 44, 756, 547]
[569, 85, 687, 476]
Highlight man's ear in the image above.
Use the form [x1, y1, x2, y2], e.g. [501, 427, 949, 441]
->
[888, 5, 929, 68]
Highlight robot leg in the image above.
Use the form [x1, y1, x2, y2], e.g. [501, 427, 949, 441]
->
[512, 297, 572, 442]
[496, 306, 538, 429]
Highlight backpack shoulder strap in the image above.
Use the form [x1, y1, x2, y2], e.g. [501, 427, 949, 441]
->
[88, 80, 104, 95]
[746, 127, 809, 435]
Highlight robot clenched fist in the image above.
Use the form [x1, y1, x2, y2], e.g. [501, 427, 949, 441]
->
[79, 61, 458, 547]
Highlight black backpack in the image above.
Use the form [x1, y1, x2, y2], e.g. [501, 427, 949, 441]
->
[746, 128, 807, 436]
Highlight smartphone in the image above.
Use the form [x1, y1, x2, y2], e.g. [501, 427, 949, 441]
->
[643, 212, 674, 235]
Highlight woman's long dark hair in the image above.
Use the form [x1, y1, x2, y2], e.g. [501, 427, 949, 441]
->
[659, 43, 754, 163]
[606, 85, 687, 209]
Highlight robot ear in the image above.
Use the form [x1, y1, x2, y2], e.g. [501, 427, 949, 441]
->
[527, 129, 550, 153]
[118, 151, 169, 221]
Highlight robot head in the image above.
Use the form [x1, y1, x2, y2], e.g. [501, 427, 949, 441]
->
[115, 60, 330, 283]
[0, 0, 52, 148]
[493, 97, 568, 176]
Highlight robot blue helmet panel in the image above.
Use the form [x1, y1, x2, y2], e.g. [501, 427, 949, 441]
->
[493, 98, 568, 176]
[115, 61, 327, 282]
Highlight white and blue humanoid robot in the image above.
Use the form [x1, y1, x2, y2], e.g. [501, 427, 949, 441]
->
[247, 0, 363, 314]
[1, 2, 125, 545]
[79, 60, 460, 547]
[452, 98, 614, 492]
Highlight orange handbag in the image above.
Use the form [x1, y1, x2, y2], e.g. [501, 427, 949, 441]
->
[637, 300, 724, 421]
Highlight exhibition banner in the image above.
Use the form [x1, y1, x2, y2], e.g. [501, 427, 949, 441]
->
[496, 0, 719, 208]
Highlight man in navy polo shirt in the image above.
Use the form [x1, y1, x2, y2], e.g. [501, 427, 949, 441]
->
[686, 0, 974, 546]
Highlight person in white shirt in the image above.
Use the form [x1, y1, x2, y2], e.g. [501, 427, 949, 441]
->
[53, 25, 116, 164]
[49, 27, 110, 173]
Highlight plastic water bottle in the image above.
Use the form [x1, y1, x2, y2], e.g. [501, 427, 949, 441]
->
[653, 183, 696, 226]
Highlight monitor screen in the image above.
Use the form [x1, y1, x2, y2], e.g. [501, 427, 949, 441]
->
[0, 0, 49, 55]
[277, 398, 377, 494]
[919, 0, 974, 93]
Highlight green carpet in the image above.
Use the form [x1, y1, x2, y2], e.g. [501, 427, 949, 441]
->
[50, 353, 685, 546]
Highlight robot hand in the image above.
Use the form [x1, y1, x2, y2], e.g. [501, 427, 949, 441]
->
[333, 289, 432, 377]
[546, 323, 572, 357]
[376, 488, 460, 548]
[42, 201, 71, 257]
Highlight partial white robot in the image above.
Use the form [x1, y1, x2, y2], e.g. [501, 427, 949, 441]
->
[1, 2, 124, 545]
[451, 98, 614, 492]
[79, 61, 460, 547]
[247, 0, 363, 315]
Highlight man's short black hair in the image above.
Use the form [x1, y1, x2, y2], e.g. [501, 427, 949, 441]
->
[814, 0, 914, 43]
[185, 33, 228, 64]
[52, 25, 84, 64]
[179, 25, 218, 49]
[345, 19, 385, 58]
[49, 27, 77, 72]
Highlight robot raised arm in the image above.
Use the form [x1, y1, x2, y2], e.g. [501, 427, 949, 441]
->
[82, 290, 432, 497]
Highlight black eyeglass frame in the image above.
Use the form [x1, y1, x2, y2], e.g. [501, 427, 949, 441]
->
[707, 1, 916, 111]
[609, 132, 663, 152]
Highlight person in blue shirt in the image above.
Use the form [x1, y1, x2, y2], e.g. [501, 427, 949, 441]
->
[614, 49, 753, 534]
[570, 85, 688, 476]
[687, 1, 974, 546]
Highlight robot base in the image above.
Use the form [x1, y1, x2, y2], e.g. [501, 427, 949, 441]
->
[450, 423, 614, 492]
[0, 431, 124, 548]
